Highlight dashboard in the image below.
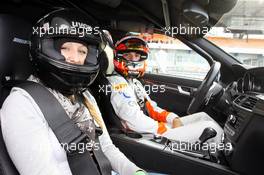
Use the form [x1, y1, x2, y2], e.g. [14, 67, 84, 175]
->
[222, 66, 264, 175]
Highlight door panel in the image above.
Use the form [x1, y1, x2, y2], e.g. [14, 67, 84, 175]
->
[141, 73, 202, 116]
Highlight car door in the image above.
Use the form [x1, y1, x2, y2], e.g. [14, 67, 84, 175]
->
[140, 34, 211, 116]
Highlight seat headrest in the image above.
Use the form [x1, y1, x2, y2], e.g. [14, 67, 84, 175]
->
[100, 30, 115, 75]
[0, 14, 32, 80]
[100, 44, 115, 75]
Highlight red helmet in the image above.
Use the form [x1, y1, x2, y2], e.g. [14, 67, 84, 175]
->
[114, 36, 149, 78]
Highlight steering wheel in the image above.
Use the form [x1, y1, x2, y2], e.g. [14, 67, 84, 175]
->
[187, 61, 221, 114]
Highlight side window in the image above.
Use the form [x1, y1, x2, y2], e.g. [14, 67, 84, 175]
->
[204, 0, 264, 68]
[143, 34, 210, 81]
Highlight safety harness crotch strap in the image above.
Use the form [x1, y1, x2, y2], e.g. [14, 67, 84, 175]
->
[13, 81, 112, 175]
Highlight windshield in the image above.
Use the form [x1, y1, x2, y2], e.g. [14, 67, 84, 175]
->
[205, 0, 264, 68]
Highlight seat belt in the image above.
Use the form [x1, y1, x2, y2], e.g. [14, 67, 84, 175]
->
[10, 81, 111, 175]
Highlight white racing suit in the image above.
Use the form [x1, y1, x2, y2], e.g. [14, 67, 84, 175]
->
[107, 74, 223, 144]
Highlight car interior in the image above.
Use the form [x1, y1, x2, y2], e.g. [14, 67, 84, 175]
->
[1, 0, 264, 175]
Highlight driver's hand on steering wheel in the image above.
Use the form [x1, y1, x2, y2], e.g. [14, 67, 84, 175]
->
[172, 117, 183, 128]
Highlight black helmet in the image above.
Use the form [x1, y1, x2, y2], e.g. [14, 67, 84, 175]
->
[30, 8, 105, 94]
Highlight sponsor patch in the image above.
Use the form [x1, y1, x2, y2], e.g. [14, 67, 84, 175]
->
[128, 101, 137, 107]
[112, 83, 128, 91]
[121, 92, 131, 99]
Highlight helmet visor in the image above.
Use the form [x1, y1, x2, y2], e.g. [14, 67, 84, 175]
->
[42, 38, 100, 66]
[120, 52, 144, 62]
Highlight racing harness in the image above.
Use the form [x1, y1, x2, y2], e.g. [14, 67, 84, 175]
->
[12, 81, 112, 175]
